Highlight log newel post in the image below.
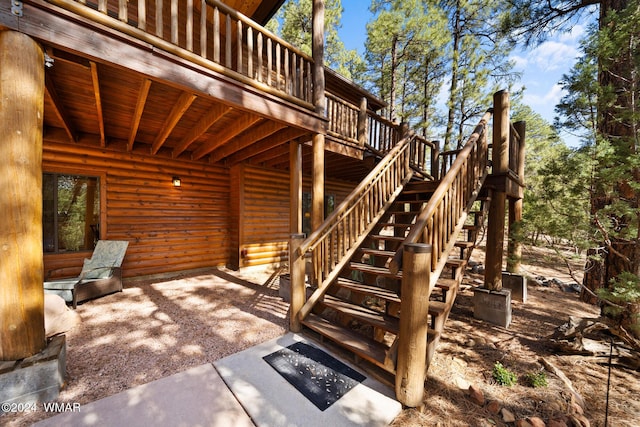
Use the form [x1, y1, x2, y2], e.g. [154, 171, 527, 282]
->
[357, 97, 367, 147]
[431, 140, 440, 181]
[507, 121, 526, 274]
[289, 233, 306, 332]
[484, 90, 510, 291]
[395, 243, 432, 408]
[0, 31, 46, 360]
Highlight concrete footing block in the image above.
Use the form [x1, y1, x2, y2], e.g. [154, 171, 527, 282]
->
[472, 288, 512, 328]
[0, 335, 66, 412]
[502, 272, 527, 303]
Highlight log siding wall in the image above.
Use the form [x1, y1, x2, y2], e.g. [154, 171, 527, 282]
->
[234, 164, 356, 268]
[43, 139, 231, 279]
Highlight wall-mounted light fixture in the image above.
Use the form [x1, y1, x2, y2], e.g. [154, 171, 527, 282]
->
[172, 176, 181, 187]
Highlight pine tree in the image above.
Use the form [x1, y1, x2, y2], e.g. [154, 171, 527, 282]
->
[503, 0, 640, 335]
[269, 0, 364, 80]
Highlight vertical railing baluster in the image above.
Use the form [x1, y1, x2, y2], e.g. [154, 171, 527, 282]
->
[201, 1, 208, 58]
[284, 48, 290, 95]
[98, 0, 107, 13]
[118, 0, 127, 22]
[291, 52, 297, 96]
[247, 27, 253, 78]
[156, 0, 163, 38]
[186, 0, 193, 51]
[236, 21, 243, 74]
[211, 7, 219, 61]
[266, 38, 272, 86]
[171, 0, 178, 44]
[257, 32, 263, 82]
[298, 54, 303, 99]
[307, 62, 312, 102]
[138, 0, 146, 30]
[275, 44, 281, 90]
[225, 14, 232, 68]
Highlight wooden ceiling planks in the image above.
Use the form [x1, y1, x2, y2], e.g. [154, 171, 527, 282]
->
[172, 103, 232, 158]
[226, 127, 308, 166]
[209, 118, 286, 163]
[151, 91, 197, 154]
[192, 112, 261, 159]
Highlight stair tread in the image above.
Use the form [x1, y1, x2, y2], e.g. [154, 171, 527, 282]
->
[429, 300, 447, 315]
[335, 278, 401, 303]
[436, 278, 457, 290]
[454, 241, 475, 248]
[370, 235, 405, 242]
[402, 181, 440, 193]
[321, 295, 399, 333]
[350, 262, 402, 279]
[302, 313, 391, 371]
[378, 222, 414, 228]
[359, 248, 396, 257]
[446, 259, 467, 268]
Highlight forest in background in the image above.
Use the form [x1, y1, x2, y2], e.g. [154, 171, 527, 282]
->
[268, 0, 640, 338]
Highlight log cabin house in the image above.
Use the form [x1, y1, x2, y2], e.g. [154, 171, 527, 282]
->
[0, 0, 525, 406]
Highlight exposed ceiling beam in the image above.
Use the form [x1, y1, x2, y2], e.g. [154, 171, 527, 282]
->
[128, 78, 151, 151]
[44, 73, 77, 142]
[151, 91, 196, 155]
[209, 119, 286, 163]
[226, 127, 308, 165]
[192, 113, 261, 159]
[172, 104, 232, 158]
[248, 142, 292, 166]
[89, 61, 105, 147]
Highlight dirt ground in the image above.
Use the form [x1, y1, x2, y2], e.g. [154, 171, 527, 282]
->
[2, 243, 639, 426]
[391, 243, 640, 427]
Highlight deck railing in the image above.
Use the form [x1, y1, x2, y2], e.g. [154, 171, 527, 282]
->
[294, 135, 417, 321]
[326, 93, 360, 144]
[48, 0, 314, 107]
[368, 111, 400, 153]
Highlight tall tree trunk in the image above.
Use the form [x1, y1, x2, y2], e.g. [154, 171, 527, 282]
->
[444, 2, 461, 151]
[583, 0, 640, 337]
[389, 35, 398, 122]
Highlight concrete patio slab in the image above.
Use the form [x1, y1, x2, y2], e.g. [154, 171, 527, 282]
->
[214, 333, 402, 427]
[33, 364, 254, 427]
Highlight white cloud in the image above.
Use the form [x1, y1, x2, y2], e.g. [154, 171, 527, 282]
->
[510, 55, 528, 69]
[529, 41, 579, 71]
[523, 84, 565, 110]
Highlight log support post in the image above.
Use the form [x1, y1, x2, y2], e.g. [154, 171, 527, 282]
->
[289, 233, 306, 332]
[357, 97, 367, 147]
[431, 140, 440, 181]
[311, 0, 325, 232]
[290, 140, 302, 234]
[507, 121, 526, 274]
[484, 90, 510, 291]
[395, 243, 431, 408]
[0, 31, 46, 360]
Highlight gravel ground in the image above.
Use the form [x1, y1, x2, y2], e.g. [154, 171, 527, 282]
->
[2, 266, 290, 426]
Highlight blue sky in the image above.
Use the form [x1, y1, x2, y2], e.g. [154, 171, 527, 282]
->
[337, 1, 589, 148]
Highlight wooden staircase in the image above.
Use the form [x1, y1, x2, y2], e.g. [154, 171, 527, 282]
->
[289, 108, 495, 405]
[300, 181, 491, 377]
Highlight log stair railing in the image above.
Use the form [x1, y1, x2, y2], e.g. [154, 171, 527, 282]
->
[290, 109, 494, 404]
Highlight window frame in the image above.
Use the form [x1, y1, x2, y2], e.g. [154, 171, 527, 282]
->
[42, 168, 107, 255]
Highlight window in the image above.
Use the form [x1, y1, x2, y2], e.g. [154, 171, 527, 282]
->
[43, 173, 100, 253]
[302, 192, 335, 237]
